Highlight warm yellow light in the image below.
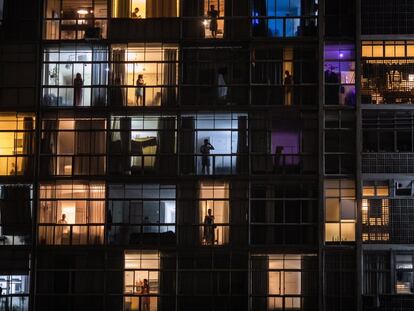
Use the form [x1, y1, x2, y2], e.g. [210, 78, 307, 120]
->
[77, 9, 89, 15]
[203, 20, 208, 26]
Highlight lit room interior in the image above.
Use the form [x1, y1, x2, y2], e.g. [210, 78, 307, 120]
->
[124, 251, 159, 311]
[38, 182, 105, 245]
[112, 0, 179, 18]
[110, 45, 178, 106]
[42, 46, 108, 107]
[44, 0, 108, 40]
[41, 118, 106, 175]
[199, 181, 229, 245]
[0, 115, 34, 176]
[203, 0, 224, 39]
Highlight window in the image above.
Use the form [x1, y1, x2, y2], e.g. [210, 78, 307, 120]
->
[251, 46, 318, 107]
[180, 113, 248, 175]
[43, 0, 108, 40]
[124, 251, 168, 311]
[251, 254, 318, 310]
[108, 184, 176, 245]
[42, 45, 108, 107]
[203, 0, 225, 38]
[0, 0, 4, 25]
[324, 43, 355, 106]
[112, 0, 179, 18]
[250, 115, 317, 174]
[395, 255, 414, 294]
[109, 115, 176, 175]
[0, 114, 35, 176]
[0, 185, 32, 246]
[252, 0, 318, 38]
[361, 41, 414, 104]
[110, 44, 178, 107]
[324, 180, 356, 243]
[38, 182, 105, 245]
[325, 0, 355, 37]
[199, 181, 229, 245]
[181, 47, 249, 106]
[363, 252, 390, 295]
[250, 183, 318, 245]
[40, 117, 106, 176]
[0, 275, 30, 311]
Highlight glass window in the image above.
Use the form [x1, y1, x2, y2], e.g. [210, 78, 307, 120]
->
[108, 184, 176, 245]
[112, 0, 179, 18]
[199, 181, 229, 245]
[324, 43, 355, 106]
[110, 44, 178, 107]
[124, 251, 160, 311]
[42, 45, 108, 107]
[361, 41, 414, 104]
[251, 254, 318, 310]
[0, 0, 4, 25]
[252, 0, 318, 38]
[0, 185, 33, 246]
[0, 114, 35, 176]
[43, 0, 108, 40]
[38, 182, 105, 245]
[0, 275, 30, 311]
[395, 255, 414, 294]
[40, 118, 106, 176]
[324, 179, 356, 243]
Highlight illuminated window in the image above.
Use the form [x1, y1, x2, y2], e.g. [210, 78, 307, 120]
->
[112, 0, 179, 18]
[251, 254, 318, 310]
[203, 0, 224, 39]
[199, 181, 229, 245]
[40, 118, 106, 176]
[43, 0, 108, 40]
[395, 255, 414, 294]
[362, 181, 389, 197]
[124, 251, 160, 311]
[324, 179, 356, 242]
[0, 114, 35, 176]
[38, 182, 105, 245]
[110, 44, 178, 107]
[42, 46, 108, 107]
[0, 274, 30, 310]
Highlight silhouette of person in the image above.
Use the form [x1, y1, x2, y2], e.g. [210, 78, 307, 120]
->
[135, 74, 145, 105]
[140, 279, 150, 311]
[284, 70, 293, 106]
[200, 139, 215, 174]
[74, 73, 83, 106]
[131, 7, 141, 18]
[208, 5, 219, 38]
[203, 208, 216, 245]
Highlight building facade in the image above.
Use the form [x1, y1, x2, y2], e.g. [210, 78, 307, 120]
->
[0, 0, 411, 310]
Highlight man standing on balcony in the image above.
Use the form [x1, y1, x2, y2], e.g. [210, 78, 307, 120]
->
[200, 139, 215, 175]
[208, 5, 219, 38]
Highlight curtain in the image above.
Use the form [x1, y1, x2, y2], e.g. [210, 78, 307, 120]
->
[90, 120, 106, 175]
[22, 117, 34, 175]
[162, 49, 177, 106]
[229, 181, 248, 246]
[158, 117, 176, 174]
[113, 0, 130, 17]
[177, 181, 198, 246]
[0, 185, 31, 235]
[111, 49, 126, 107]
[236, 116, 248, 173]
[121, 117, 132, 174]
[146, 0, 177, 17]
[41, 120, 57, 176]
[179, 117, 195, 174]
[92, 46, 108, 107]
[109, 118, 122, 174]
[74, 120, 91, 175]
[159, 253, 175, 311]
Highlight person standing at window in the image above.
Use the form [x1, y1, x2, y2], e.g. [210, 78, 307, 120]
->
[203, 208, 216, 245]
[140, 279, 150, 311]
[74, 73, 83, 106]
[284, 70, 293, 106]
[208, 5, 219, 38]
[135, 74, 145, 106]
[131, 7, 141, 18]
[57, 213, 69, 244]
[217, 67, 228, 101]
[200, 139, 215, 175]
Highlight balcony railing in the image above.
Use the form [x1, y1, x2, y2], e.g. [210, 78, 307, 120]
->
[38, 224, 104, 245]
[362, 153, 414, 174]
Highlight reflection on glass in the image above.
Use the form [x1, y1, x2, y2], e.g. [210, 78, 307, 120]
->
[0, 275, 30, 311]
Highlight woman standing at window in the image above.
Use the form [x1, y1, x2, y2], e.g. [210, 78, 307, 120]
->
[135, 74, 145, 105]
[74, 73, 83, 106]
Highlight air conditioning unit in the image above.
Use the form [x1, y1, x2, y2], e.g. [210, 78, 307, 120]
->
[395, 180, 413, 196]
